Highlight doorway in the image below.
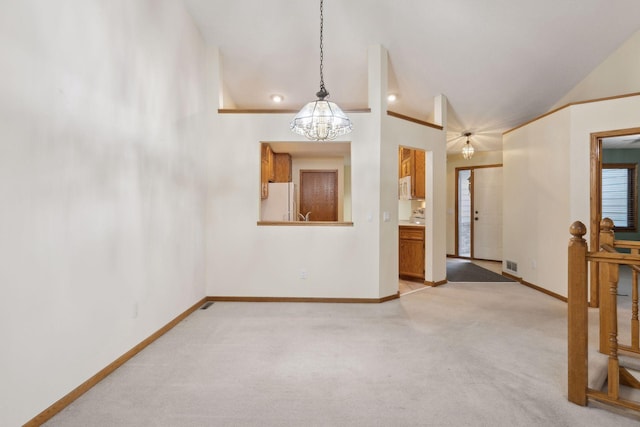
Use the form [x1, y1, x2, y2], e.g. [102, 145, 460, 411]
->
[455, 165, 503, 261]
[299, 170, 338, 221]
[590, 127, 640, 306]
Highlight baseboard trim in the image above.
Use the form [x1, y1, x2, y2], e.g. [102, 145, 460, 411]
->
[24, 297, 207, 427]
[207, 293, 400, 304]
[501, 271, 521, 282]
[399, 274, 425, 283]
[502, 272, 567, 302]
[425, 279, 447, 287]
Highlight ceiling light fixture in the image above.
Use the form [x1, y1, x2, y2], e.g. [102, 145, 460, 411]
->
[271, 94, 284, 103]
[387, 94, 397, 103]
[462, 132, 475, 160]
[290, 0, 352, 141]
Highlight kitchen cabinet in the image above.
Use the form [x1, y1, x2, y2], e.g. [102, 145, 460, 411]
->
[261, 145, 293, 199]
[273, 153, 292, 183]
[398, 147, 425, 199]
[264, 144, 275, 181]
[261, 144, 274, 199]
[399, 225, 425, 281]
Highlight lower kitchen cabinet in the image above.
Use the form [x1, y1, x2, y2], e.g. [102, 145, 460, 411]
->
[399, 226, 425, 281]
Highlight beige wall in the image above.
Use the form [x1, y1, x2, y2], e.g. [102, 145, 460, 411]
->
[0, 2, 211, 425]
[503, 95, 640, 298]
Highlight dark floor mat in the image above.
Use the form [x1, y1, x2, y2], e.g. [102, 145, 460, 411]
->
[446, 260, 514, 282]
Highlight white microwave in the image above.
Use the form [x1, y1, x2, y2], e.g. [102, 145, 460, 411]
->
[398, 176, 411, 200]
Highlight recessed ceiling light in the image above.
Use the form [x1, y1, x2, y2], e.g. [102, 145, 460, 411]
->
[271, 94, 284, 103]
[387, 94, 398, 102]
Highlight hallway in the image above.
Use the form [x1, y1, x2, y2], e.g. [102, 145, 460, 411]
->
[399, 259, 503, 295]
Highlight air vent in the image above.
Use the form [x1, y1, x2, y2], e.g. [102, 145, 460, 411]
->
[200, 302, 214, 310]
[506, 260, 518, 273]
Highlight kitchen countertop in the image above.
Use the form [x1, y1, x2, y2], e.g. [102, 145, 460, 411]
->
[399, 221, 425, 227]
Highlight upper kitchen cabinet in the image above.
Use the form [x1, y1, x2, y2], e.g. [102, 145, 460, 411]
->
[261, 144, 293, 199]
[260, 144, 273, 199]
[273, 153, 292, 183]
[398, 147, 425, 200]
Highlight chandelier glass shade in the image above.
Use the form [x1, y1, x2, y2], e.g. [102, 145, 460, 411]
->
[290, 90, 352, 141]
[462, 132, 475, 160]
[290, 0, 352, 141]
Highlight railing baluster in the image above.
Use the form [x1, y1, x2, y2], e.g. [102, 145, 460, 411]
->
[633, 248, 639, 351]
[599, 219, 615, 354]
[602, 260, 620, 399]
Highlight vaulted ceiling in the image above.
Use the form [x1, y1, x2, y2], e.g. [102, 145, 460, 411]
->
[184, 0, 640, 152]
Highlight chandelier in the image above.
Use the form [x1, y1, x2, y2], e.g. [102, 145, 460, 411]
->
[462, 132, 475, 160]
[290, 0, 352, 141]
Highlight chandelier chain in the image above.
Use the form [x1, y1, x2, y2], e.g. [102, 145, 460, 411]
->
[290, 0, 352, 141]
[319, 0, 326, 95]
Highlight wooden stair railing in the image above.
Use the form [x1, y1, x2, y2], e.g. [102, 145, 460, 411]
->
[568, 218, 640, 412]
[608, 235, 640, 356]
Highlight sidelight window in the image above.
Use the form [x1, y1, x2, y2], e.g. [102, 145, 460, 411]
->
[602, 163, 637, 231]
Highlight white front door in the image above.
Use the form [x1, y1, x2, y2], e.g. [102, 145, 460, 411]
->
[473, 167, 503, 261]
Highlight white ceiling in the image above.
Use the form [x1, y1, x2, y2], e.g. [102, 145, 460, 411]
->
[183, 0, 640, 152]
[602, 134, 640, 149]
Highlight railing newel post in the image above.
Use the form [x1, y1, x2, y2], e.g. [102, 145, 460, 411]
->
[568, 221, 588, 406]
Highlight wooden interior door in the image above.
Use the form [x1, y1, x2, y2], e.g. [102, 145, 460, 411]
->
[299, 170, 338, 221]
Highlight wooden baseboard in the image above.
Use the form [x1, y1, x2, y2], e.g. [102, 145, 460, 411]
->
[502, 272, 567, 302]
[207, 293, 400, 304]
[501, 271, 521, 282]
[24, 297, 208, 427]
[399, 274, 425, 283]
[425, 279, 447, 287]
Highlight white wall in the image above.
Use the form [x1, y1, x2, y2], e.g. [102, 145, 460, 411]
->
[446, 151, 503, 255]
[205, 46, 383, 299]
[552, 29, 640, 108]
[0, 1, 211, 425]
[503, 95, 640, 298]
[206, 112, 383, 298]
[382, 117, 447, 285]
[205, 45, 447, 300]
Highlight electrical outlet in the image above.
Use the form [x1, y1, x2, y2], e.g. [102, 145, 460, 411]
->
[531, 259, 537, 270]
[299, 269, 307, 279]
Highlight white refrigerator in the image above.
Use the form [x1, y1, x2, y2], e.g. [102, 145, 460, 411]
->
[261, 183, 296, 221]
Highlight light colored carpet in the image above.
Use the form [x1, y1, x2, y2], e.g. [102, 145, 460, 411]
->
[45, 281, 640, 426]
